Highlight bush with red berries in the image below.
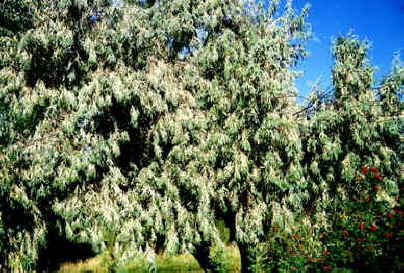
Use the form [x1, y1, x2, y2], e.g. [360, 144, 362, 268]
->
[258, 166, 402, 273]
[316, 166, 403, 272]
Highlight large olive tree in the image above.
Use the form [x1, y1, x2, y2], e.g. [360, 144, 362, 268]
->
[1, 0, 310, 272]
[1, 1, 401, 273]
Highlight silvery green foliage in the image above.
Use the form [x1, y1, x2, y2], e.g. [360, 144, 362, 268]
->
[188, 2, 312, 271]
[300, 35, 402, 235]
[193, 0, 310, 243]
[3, 0, 305, 271]
[0, 0, 402, 272]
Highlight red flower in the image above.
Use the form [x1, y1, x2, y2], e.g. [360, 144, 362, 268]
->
[375, 174, 383, 180]
[323, 265, 332, 271]
[342, 230, 349, 237]
[365, 196, 370, 202]
[361, 166, 368, 174]
[360, 223, 365, 231]
[387, 212, 394, 219]
[369, 167, 378, 174]
[369, 225, 377, 232]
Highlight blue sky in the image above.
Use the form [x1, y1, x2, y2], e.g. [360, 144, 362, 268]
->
[285, 0, 404, 100]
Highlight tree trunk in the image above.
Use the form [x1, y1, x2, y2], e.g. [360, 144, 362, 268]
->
[191, 241, 221, 273]
[238, 243, 257, 273]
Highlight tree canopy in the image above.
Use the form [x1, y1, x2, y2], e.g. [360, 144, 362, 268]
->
[0, 0, 402, 272]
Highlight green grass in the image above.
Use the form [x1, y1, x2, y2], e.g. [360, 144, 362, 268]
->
[57, 245, 240, 273]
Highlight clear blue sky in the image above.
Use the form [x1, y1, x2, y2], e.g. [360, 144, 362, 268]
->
[282, 0, 404, 100]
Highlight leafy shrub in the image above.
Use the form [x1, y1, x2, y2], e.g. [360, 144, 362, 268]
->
[257, 166, 402, 273]
[319, 166, 402, 273]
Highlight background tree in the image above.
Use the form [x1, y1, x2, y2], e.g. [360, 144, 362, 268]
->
[294, 34, 403, 272]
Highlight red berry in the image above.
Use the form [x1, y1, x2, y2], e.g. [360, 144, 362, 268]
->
[369, 167, 378, 174]
[375, 174, 383, 180]
[373, 185, 380, 191]
[361, 166, 368, 174]
[387, 212, 394, 218]
[365, 196, 370, 202]
[369, 225, 377, 232]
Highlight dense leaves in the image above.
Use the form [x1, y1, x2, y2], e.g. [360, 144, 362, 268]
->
[0, 0, 402, 273]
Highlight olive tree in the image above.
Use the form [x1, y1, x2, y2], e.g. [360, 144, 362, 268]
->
[1, 0, 401, 273]
[301, 35, 402, 220]
[1, 0, 310, 271]
[55, 1, 312, 272]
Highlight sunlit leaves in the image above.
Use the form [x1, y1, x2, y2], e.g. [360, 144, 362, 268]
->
[0, 1, 401, 272]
